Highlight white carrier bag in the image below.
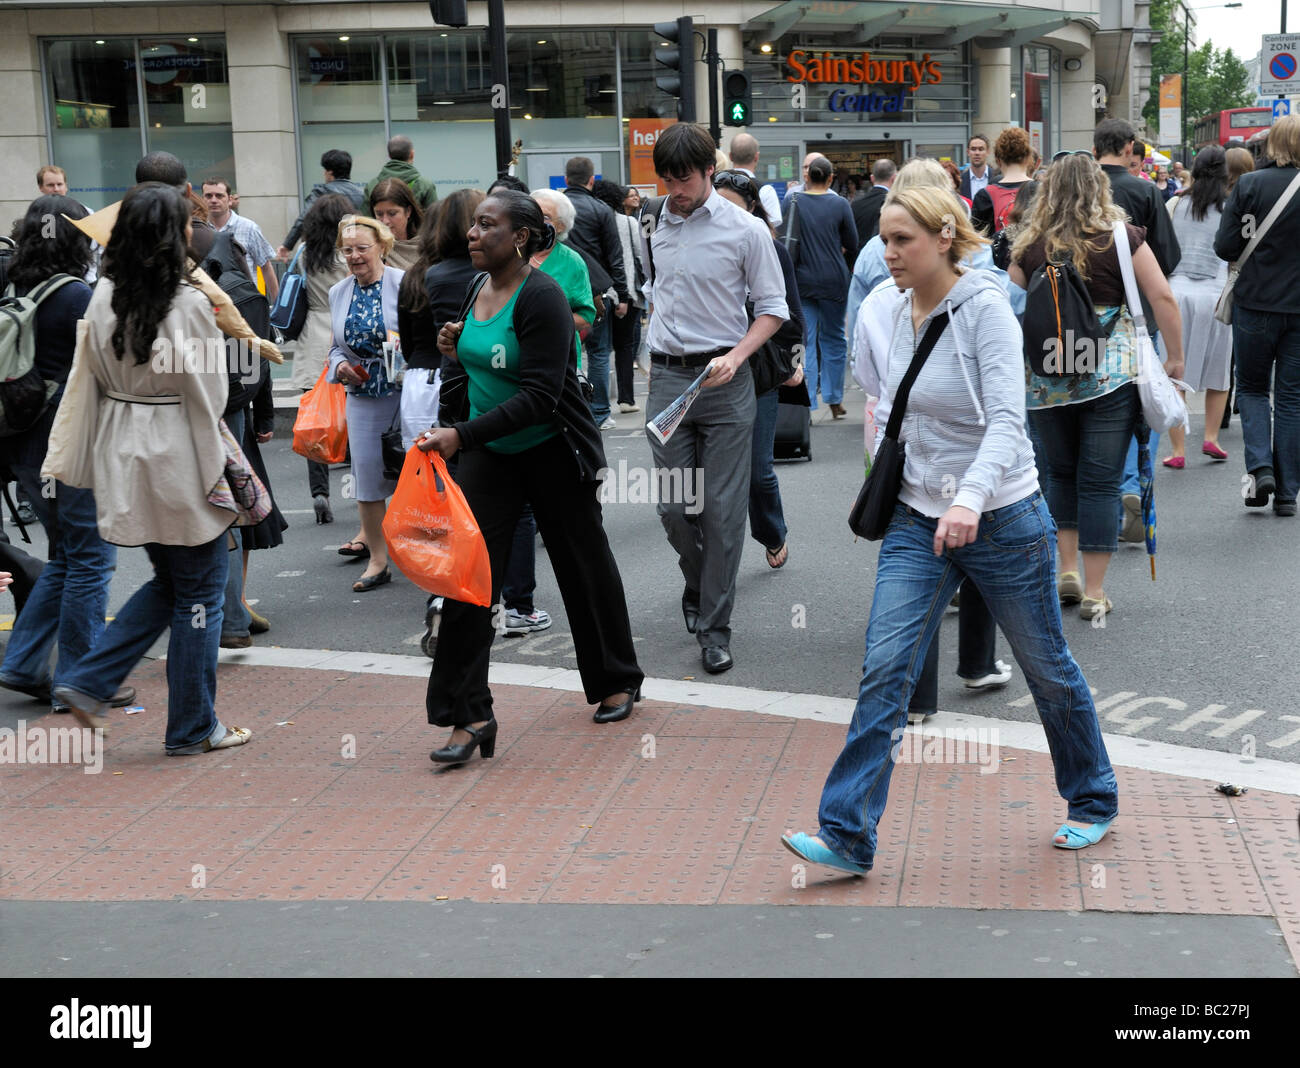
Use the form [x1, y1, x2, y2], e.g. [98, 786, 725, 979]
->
[1112, 220, 1191, 434]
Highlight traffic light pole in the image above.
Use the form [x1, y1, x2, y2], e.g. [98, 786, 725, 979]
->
[706, 28, 721, 147]
[488, 0, 512, 176]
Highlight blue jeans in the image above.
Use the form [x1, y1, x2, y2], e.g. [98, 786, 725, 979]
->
[0, 481, 116, 698]
[585, 299, 613, 424]
[816, 493, 1118, 869]
[748, 389, 787, 550]
[802, 297, 848, 409]
[220, 408, 251, 639]
[58, 536, 230, 752]
[1030, 383, 1139, 553]
[1233, 305, 1300, 503]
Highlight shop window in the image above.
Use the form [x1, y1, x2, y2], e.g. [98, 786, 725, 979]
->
[1021, 46, 1057, 159]
[45, 36, 234, 210]
[140, 36, 235, 196]
[46, 38, 144, 209]
[296, 36, 388, 200]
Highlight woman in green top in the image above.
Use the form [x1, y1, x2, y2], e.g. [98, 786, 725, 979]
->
[529, 188, 596, 361]
[417, 191, 643, 764]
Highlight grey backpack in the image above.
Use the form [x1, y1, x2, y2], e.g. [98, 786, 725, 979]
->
[0, 274, 78, 436]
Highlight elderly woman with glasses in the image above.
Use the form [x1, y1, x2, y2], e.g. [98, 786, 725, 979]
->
[328, 214, 406, 592]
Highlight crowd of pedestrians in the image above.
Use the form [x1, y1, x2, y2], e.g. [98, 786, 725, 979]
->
[4, 111, 1299, 878]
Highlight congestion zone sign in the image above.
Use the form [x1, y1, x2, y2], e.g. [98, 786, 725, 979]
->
[1261, 33, 1300, 95]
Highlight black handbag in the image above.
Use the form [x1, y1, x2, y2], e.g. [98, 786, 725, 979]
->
[848, 311, 950, 540]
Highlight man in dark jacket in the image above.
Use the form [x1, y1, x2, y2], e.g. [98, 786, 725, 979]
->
[563, 156, 629, 429]
[1094, 118, 1183, 540]
[279, 148, 367, 257]
[959, 134, 1000, 200]
[364, 135, 438, 211]
[852, 157, 895, 247]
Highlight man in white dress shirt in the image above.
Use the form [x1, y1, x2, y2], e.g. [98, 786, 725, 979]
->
[727, 132, 783, 228]
[641, 124, 789, 675]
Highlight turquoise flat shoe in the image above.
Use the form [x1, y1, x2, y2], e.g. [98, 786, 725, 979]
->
[1052, 819, 1113, 850]
[781, 832, 869, 876]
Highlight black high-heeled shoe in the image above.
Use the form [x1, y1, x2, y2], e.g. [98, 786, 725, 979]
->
[593, 686, 642, 724]
[430, 719, 497, 764]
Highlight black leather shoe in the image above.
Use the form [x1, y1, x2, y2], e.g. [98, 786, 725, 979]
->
[1245, 468, 1276, 507]
[593, 686, 642, 724]
[430, 719, 497, 764]
[702, 646, 733, 674]
[681, 589, 700, 635]
[1275, 500, 1297, 517]
[0, 676, 52, 703]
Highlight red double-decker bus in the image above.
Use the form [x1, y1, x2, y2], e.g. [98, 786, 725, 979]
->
[1193, 107, 1272, 148]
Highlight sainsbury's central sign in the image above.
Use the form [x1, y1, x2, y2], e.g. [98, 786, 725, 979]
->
[785, 49, 944, 114]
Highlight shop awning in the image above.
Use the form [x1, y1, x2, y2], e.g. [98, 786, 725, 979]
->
[745, 1, 1098, 51]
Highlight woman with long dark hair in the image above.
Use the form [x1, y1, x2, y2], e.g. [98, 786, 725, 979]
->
[0, 196, 134, 713]
[418, 190, 643, 763]
[1161, 145, 1232, 467]
[369, 178, 424, 271]
[291, 193, 353, 523]
[43, 182, 252, 754]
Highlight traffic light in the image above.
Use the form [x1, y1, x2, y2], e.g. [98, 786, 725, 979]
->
[653, 17, 696, 123]
[723, 69, 752, 127]
[429, 0, 467, 28]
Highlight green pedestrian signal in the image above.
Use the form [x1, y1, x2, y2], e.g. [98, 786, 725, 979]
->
[723, 69, 753, 127]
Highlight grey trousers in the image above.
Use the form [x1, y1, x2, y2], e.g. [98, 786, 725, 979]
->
[646, 360, 756, 648]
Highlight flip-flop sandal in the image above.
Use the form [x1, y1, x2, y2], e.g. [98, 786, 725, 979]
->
[338, 540, 370, 558]
[1051, 819, 1113, 849]
[765, 543, 789, 569]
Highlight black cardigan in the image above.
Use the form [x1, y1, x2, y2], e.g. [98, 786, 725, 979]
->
[442, 268, 606, 481]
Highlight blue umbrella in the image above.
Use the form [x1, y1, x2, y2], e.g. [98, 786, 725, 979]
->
[1137, 422, 1156, 580]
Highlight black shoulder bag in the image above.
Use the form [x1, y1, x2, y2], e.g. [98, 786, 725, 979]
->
[847, 311, 950, 540]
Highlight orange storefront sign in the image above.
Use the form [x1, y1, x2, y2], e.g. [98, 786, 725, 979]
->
[629, 118, 674, 195]
[785, 50, 943, 91]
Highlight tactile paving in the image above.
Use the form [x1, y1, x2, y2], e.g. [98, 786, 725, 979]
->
[2, 660, 1297, 972]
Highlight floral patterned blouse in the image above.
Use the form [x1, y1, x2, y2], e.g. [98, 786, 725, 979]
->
[342, 279, 393, 398]
[1025, 304, 1139, 409]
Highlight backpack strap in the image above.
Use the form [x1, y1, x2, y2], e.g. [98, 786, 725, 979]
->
[639, 196, 668, 287]
[18, 273, 79, 306]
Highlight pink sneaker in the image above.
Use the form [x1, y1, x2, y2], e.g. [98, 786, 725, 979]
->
[1202, 441, 1228, 461]
[1162, 456, 1185, 469]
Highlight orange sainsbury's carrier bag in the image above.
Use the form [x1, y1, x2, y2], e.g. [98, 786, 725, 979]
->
[292, 366, 348, 465]
[383, 446, 491, 606]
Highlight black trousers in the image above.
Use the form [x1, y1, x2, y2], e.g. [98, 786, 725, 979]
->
[612, 309, 642, 406]
[909, 579, 999, 714]
[425, 434, 643, 727]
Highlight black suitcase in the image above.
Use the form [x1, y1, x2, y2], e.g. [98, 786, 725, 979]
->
[773, 401, 811, 461]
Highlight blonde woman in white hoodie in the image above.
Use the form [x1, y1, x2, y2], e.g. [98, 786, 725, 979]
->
[783, 185, 1118, 876]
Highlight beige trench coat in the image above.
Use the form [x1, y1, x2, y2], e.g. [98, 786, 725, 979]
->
[42, 277, 235, 547]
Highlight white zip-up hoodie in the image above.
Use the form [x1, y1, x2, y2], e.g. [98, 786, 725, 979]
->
[873, 270, 1038, 518]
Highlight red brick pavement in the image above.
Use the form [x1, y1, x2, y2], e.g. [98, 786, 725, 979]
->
[2, 661, 1297, 971]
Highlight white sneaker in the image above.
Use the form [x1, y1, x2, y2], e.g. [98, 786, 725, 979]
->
[618, 401, 639, 413]
[599, 416, 617, 430]
[504, 607, 552, 635]
[907, 709, 940, 725]
[964, 659, 1013, 690]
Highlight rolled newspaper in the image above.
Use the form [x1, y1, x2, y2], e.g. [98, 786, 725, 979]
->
[645, 362, 714, 445]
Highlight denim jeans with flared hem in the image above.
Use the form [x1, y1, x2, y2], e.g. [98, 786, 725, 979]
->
[57, 536, 229, 752]
[815, 493, 1119, 869]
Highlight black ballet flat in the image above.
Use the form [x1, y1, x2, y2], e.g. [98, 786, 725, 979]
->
[430, 720, 498, 764]
[352, 566, 391, 593]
